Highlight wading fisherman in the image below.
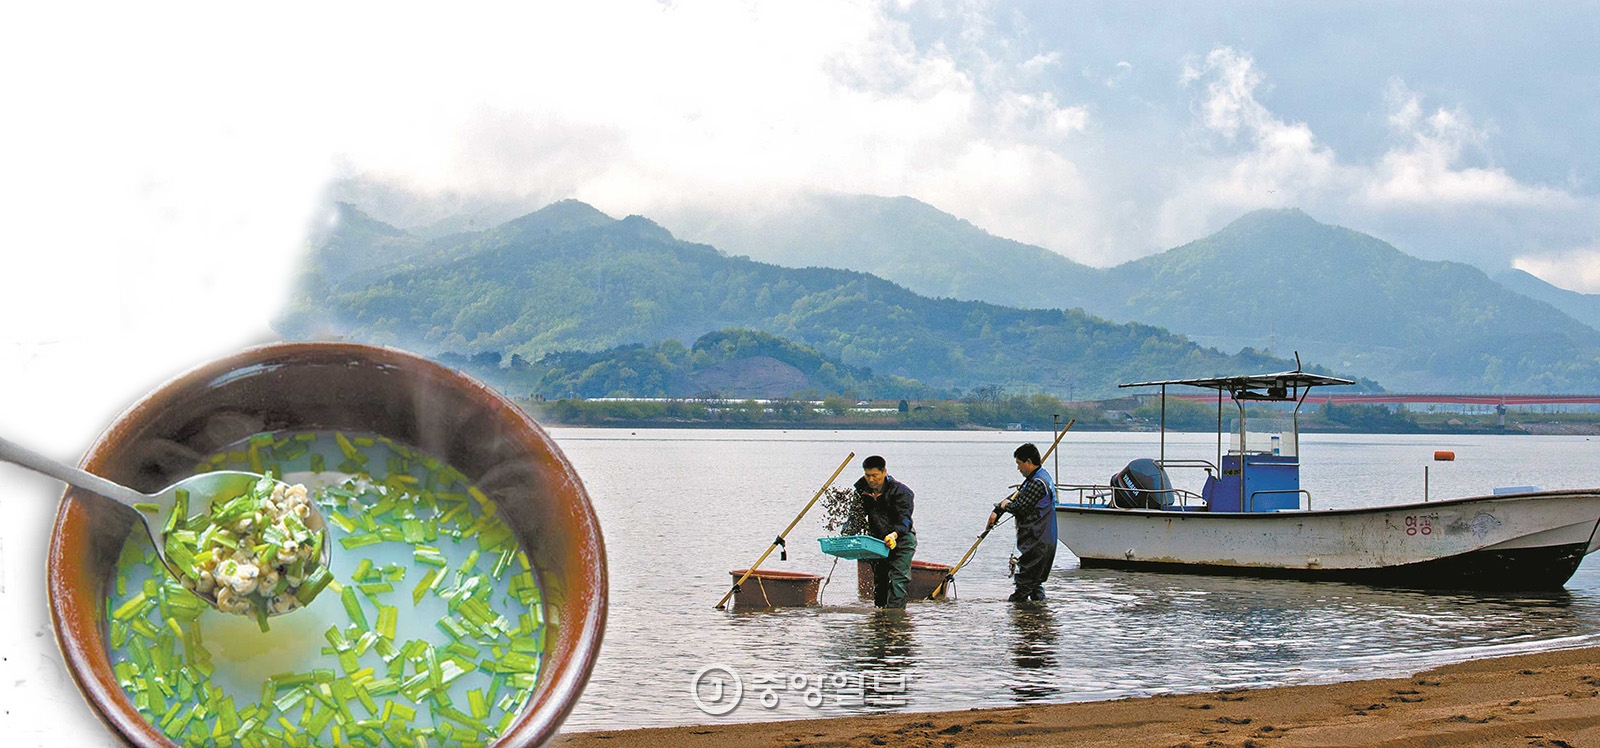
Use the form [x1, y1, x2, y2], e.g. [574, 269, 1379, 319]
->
[854, 455, 916, 608]
[988, 443, 1057, 602]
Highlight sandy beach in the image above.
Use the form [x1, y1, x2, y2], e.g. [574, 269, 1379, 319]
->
[554, 647, 1600, 747]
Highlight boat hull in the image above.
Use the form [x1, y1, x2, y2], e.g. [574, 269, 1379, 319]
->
[1056, 490, 1600, 591]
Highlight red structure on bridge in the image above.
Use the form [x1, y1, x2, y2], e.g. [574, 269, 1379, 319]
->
[1169, 393, 1600, 406]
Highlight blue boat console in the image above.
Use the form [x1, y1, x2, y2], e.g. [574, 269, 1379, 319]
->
[1203, 453, 1301, 512]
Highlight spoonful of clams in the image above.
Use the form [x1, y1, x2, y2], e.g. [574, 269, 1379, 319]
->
[0, 435, 333, 628]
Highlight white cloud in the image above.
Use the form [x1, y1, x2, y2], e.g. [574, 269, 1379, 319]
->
[1104, 60, 1133, 88]
[1021, 51, 1062, 73]
[1514, 251, 1600, 294]
[995, 91, 1088, 135]
[295, 0, 1098, 254]
[1184, 47, 1268, 139]
[1154, 47, 1594, 259]
[1157, 47, 1341, 245]
[1362, 80, 1574, 208]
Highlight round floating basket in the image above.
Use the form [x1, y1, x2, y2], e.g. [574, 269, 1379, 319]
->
[856, 559, 955, 601]
[727, 568, 823, 609]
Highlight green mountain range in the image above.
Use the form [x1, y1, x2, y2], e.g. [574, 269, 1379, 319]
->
[1495, 268, 1600, 334]
[278, 202, 1315, 398]
[679, 196, 1600, 392]
[667, 193, 1100, 311]
[441, 328, 932, 400]
[1102, 211, 1600, 391]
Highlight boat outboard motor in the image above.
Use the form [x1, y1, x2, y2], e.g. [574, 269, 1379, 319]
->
[1110, 458, 1174, 509]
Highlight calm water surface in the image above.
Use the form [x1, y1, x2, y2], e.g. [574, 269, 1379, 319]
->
[550, 429, 1600, 731]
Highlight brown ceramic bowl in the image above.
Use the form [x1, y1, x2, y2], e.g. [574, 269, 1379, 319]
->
[47, 342, 607, 747]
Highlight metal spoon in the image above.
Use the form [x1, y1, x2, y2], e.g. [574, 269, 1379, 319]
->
[0, 434, 332, 616]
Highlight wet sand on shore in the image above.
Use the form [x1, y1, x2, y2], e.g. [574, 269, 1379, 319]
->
[554, 647, 1600, 747]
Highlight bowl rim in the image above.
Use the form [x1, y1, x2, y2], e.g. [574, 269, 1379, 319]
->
[46, 341, 608, 747]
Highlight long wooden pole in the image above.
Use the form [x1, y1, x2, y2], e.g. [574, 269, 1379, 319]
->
[929, 420, 1073, 600]
[715, 451, 856, 610]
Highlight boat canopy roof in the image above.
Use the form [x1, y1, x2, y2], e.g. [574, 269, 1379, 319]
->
[1119, 370, 1354, 401]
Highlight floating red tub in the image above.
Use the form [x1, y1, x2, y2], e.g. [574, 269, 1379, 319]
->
[728, 568, 823, 609]
[856, 559, 955, 602]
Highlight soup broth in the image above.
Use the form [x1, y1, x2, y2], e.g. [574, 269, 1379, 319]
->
[105, 431, 546, 747]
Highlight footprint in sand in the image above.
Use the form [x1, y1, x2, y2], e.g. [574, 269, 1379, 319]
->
[894, 720, 935, 734]
[1387, 689, 1426, 703]
[1525, 736, 1577, 748]
[1564, 689, 1599, 699]
[1215, 692, 1248, 702]
[1217, 716, 1252, 725]
[1182, 703, 1214, 710]
[1505, 699, 1536, 714]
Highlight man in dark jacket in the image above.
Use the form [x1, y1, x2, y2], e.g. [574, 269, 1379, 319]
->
[988, 443, 1058, 602]
[854, 455, 916, 608]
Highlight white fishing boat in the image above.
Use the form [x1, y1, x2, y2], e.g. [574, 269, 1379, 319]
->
[1054, 367, 1600, 590]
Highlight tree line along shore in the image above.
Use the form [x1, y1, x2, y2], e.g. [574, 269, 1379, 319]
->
[518, 394, 1600, 434]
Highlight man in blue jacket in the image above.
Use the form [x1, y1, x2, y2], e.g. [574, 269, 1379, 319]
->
[854, 455, 916, 608]
[988, 443, 1057, 602]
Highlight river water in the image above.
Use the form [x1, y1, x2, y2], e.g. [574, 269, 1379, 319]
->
[549, 428, 1600, 731]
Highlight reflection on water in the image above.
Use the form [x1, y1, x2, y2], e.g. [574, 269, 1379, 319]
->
[551, 429, 1600, 730]
[1008, 605, 1060, 701]
[821, 609, 917, 675]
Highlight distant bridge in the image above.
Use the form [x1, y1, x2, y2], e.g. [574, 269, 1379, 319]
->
[1168, 393, 1600, 406]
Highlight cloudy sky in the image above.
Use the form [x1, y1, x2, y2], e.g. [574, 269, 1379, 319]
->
[331, 1, 1600, 276]
[4, 0, 1600, 434]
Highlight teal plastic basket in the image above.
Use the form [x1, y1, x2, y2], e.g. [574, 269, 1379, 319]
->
[818, 534, 890, 560]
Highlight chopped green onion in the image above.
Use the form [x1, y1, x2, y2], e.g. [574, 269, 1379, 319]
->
[412, 569, 440, 606]
[376, 606, 398, 641]
[339, 532, 383, 550]
[413, 546, 447, 568]
[112, 592, 149, 621]
[297, 565, 334, 605]
[341, 586, 369, 630]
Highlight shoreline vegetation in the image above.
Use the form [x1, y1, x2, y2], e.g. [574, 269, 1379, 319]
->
[517, 396, 1600, 435]
[551, 646, 1600, 747]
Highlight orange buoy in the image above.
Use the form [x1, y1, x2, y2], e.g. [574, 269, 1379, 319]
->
[1434, 450, 1455, 461]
